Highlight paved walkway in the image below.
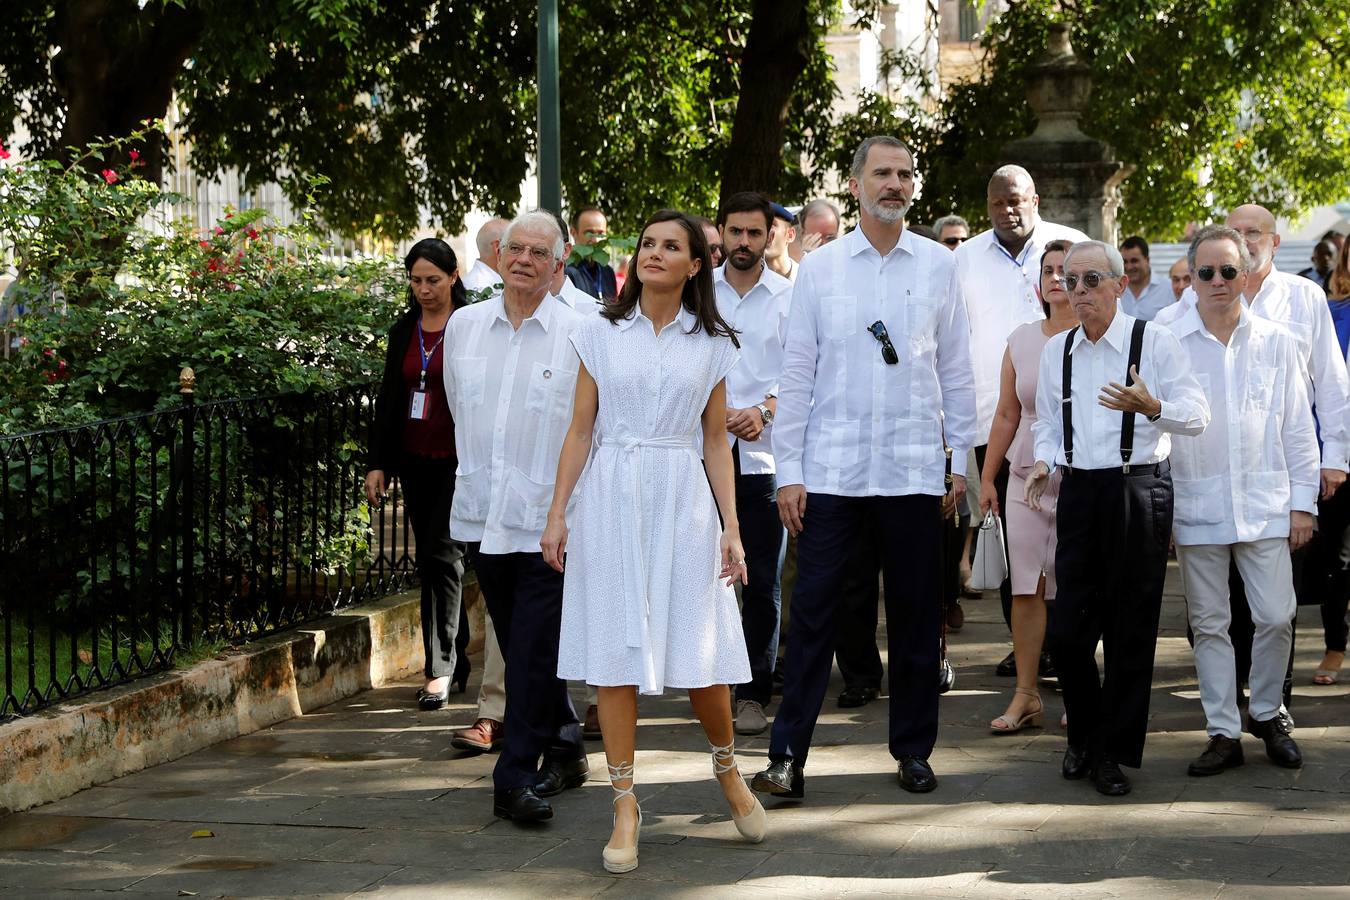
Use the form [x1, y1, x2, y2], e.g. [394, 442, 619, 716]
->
[2, 564, 1348, 898]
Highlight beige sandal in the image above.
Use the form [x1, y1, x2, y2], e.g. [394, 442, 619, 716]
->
[990, 687, 1043, 734]
[602, 762, 641, 874]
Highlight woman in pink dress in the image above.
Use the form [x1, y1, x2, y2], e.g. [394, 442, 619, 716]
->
[979, 239, 1077, 733]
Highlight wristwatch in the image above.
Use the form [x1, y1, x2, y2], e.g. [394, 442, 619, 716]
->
[756, 403, 774, 425]
[1147, 407, 1162, 423]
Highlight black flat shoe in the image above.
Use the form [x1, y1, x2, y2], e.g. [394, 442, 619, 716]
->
[1090, 758, 1131, 796]
[1188, 735, 1244, 777]
[1062, 744, 1090, 780]
[837, 685, 879, 708]
[416, 684, 450, 710]
[995, 651, 1017, 677]
[1037, 651, 1057, 681]
[493, 786, 553, 822]
[751, 759, 804, 798]
[1247, 714, 1303, 769]
[897, 756, 937, 793]
[534, 756, 590, 797]
[938, 659, 956, 694]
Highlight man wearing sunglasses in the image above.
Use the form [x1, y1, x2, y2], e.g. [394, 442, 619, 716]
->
[1164, 225, 1316, 778]
[933, 214, 970, 250]
[956, 166, 1090, 676]
[1025, 240, 1210, 797]
[752, 135, 976, 800]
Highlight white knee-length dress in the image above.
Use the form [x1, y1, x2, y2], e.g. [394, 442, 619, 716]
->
[557, 305, 753, 695]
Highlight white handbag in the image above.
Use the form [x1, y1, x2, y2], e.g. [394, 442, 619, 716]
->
[969, 512, 1008, 591]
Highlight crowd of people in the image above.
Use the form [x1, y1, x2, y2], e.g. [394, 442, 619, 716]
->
[364, 133, 1350, 874]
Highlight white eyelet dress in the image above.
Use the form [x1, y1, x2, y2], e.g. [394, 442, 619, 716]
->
[557, 306, 752, 695]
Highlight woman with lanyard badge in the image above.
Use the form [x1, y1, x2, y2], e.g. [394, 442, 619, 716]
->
[366, 238, 471, 708]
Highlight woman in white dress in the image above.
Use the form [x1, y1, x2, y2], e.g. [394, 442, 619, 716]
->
[542, 210, 767, 874]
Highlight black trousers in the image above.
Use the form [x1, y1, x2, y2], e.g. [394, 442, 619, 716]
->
[974, 444, 1014, 628]
[469, 547, 583, 791]
[835, 530, 882, 691]
[399, 454, 468, 680]
[769, 493, 942, 765]
[733, 465, 786, 706]
[1051, 463, 1171, 769]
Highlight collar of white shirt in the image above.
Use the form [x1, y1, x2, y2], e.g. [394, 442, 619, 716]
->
[844, 223, 916, 260]
[1069, 305, 1131, 354]
[1171, 299, 1252, 342]
[486, 291, 558, 333]
[614, 303, 698, 334]
[712, 261, 791, 300]
[554, 277, 597, 312]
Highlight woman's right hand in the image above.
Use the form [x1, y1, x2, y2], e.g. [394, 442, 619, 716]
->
[364, 470, 389, 506]
[979, 479, 999, 518]
[541, 512, 568, 573]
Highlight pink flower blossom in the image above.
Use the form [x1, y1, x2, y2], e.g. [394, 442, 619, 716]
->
[101, 169, 119, 185]
[128, 150, 140, 161]
[0, 145, 11, 160]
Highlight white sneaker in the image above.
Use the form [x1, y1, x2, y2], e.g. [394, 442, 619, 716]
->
[734, 699, 768, 736]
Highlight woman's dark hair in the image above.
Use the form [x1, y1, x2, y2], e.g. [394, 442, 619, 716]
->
[602, 209, 739, 347]
[403, 238, 467, 311]
[1038, 239, 1074, 317]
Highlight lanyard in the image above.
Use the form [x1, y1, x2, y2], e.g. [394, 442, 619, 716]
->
[415, 318, 446, 390]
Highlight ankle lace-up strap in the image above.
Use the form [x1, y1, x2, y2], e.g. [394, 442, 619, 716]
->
[710, 741, 738, 775]
[607, 761, 637, 805]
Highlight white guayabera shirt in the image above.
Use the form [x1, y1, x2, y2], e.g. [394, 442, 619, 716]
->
[443, 294, 582, 554]
[712, 262, 793, 475]
[1164, 305, 1319, 545]
[773, 225, 977, 497]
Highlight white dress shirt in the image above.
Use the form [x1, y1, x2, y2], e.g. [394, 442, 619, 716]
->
[1165, 305, 1318, 545]
[955, 221, 1091, 445]
[1121, 277, 1175, 321]
[461, 259, 502, 295]
[555, 277, 602, 316]
[713, 263, 793, 475]
[774, 225, 977, 497]
[1033, 310, 1210, 470]
[443, 294, 582, 554]
[1156, 265, 1350, 470]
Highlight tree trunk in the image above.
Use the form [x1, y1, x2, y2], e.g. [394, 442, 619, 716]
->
[52, 0, 204, 185]
[718, 0, 815, 206]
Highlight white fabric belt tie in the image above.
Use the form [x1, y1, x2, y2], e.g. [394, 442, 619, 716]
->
[599, 434, 696, 649]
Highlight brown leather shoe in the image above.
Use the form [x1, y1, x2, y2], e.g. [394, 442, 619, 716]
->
[451, 718, 503, 753]
[583, 704, 602, 740]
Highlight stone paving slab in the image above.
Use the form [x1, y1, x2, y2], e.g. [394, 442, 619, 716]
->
[1, 569, 1348, 897]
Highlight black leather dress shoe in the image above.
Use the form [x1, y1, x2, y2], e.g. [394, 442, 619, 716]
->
[1037, 651, 1057, 681]
[837, 685, 879, 708]
[1187, 735, 1244, 777]
[493, 786, 553, 822]
[1248, 714, 1303, 768]
[534, 756, 590, 797]
[415, 685, 449, 711]
[897, 756, 937, 793]
[751, 759, 804, 798]
[1062, 744, 1090, 780]
[1090, 758, 1131, 796]
[995, 651, 1017, 677]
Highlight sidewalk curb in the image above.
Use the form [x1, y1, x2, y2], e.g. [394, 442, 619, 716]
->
[0, 586, 476, 815]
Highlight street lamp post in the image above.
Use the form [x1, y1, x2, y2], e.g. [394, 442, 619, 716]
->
[537, 0, 561, 215]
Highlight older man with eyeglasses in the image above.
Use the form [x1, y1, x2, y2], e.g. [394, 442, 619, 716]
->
[751, 135, 975, 800]
[1026, 240, 1210, 797]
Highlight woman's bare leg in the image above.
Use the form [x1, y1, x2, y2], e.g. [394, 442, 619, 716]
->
[994, 577, 1047, 724]
[598, 686, 640, 851]
[688, 684, 756, 817]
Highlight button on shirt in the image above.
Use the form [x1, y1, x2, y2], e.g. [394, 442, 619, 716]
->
[713, 263, 793, 474]
[1121, 277, 1175, 321]
[955, 221, 1091, 446]
[1156, 265, 1350, 470]
[774, 226, 977, 497]
[442, 294, 582, 554]
[1033, 311, 1210, 470]
[1165, 305, 1318, 545]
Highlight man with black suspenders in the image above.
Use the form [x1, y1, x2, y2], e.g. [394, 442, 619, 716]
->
[1025, 240, 1210, 797]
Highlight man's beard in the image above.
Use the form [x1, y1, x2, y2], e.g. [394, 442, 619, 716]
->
[863, 191, 911, 224]
[728, 247, 764, 271]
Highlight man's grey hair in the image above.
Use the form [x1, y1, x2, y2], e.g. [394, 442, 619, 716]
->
[1187, 224, 1254, 273]
[850, 135, 914, 181]
[475, 218, 507, 257]
[989, 164, 1035, 192]
[932, 214, 969, 234]
[1064, 240, 1126, 277]
[800, 198, 841, 225]
[501, 211, 566, 260]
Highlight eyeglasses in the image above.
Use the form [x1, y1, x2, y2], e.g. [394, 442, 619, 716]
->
[941, 236, 967, 247]
[1063, 270, 1115, 291]
[1237, 229, 1273, 241]
[868, 320, 899, 365]
[1196, 264, 1241, 282]
[503, 242, 555, 263]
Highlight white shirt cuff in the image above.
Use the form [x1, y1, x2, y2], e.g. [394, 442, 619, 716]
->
[776, 461, 804, 488]
[1319, 440, 1350, 473]
[1291, 483, 1319, 514]
[949, 450, 969, 478]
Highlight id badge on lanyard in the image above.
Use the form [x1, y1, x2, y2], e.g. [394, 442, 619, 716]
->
[410, 318, 444, 422]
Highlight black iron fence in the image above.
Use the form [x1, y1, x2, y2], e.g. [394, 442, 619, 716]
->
[0, 375, 416, 718]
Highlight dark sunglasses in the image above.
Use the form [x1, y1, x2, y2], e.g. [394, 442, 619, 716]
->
[941, 236, 966, 246]
[868, 320, 899, 365]
[1196, 264, 1240, 282]
[1063, 270, 1114, 291]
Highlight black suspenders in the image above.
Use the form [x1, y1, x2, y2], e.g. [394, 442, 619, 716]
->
[1061, 318, 1149, 472]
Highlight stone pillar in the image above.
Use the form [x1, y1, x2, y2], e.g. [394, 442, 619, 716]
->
[1000, 23, 1131, 243]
